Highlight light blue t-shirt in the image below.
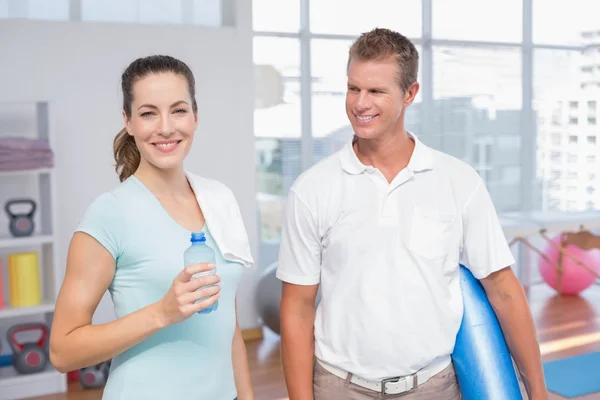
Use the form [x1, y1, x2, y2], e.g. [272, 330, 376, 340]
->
[76, 176, 244, 400]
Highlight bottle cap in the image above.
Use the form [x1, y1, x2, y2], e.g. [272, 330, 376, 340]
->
[191, 231, 206, 243]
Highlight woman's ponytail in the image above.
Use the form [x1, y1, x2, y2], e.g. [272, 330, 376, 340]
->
[113, 128, 140, 182]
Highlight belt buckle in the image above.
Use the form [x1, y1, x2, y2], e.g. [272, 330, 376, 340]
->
[381, 372, 418, 396]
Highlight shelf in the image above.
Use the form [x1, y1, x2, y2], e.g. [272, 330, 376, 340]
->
[0, 234, 54, 249]
[0, 301, 55, 321]
[0, 363, 66, 400]
[0, 167, 53, 178]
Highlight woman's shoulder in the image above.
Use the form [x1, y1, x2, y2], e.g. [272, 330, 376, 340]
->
[85, 178, 136, 210]
[185, 171, 237, 201]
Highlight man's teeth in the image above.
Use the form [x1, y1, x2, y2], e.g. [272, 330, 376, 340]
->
[356, 115, 375, 121]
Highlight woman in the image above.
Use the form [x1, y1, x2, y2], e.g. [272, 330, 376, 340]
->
[49, 55, 254, 400]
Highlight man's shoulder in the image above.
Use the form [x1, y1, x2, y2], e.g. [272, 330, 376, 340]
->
[290, 150, 344, 195]
[429, 147, 482, 185]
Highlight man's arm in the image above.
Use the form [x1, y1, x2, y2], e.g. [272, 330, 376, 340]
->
[480, 267, 547, 400]
[280, 282, 319, 400]
[232, 303, 254, 400]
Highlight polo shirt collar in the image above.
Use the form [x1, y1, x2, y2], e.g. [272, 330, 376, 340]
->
[340, 131, 434, 175]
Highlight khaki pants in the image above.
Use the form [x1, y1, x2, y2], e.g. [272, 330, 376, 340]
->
[313, 361, 462, 400]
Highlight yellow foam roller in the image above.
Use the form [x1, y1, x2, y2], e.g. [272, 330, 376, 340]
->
[8, 252, 41, 307]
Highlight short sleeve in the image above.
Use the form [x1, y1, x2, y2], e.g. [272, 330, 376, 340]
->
[75, 192, 125, 261]
[276, 190, 322, 285]
[459, 180, 515, 279]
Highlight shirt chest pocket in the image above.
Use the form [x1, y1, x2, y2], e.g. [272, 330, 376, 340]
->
[408, 206, 457, 261]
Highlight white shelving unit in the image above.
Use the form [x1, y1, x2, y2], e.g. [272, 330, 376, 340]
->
[0, 102, 67, 400]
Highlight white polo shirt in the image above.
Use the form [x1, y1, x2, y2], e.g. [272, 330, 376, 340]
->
[276, 132, 515, 381]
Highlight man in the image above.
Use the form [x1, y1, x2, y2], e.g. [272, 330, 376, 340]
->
[276, 28, 547, 400]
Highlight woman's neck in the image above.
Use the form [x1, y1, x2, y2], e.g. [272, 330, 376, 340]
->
[133, 161, 191, 199]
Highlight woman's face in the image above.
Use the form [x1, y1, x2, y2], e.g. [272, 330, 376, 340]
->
[124, 72, 198, 172]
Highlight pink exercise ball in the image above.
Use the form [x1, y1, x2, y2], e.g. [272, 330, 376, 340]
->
[538, 234, 600, 295]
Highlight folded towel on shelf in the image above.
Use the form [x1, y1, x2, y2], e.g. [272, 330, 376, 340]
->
[0, 149, 54, 160]
[0, 137, 51, 151]
[0, 136, 54, 171]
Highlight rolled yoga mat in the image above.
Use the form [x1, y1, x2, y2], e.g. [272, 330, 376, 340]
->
[451, 264, 523, 400]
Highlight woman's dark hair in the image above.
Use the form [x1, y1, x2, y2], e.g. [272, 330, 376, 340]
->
[113, 55, 198, 182]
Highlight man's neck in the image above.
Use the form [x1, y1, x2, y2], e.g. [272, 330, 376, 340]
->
[354, 130, 415, 182]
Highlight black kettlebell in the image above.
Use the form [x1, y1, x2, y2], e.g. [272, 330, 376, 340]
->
[80, 359, 111, 389]
[5, 199, 36, 237]
[7, 323, 49, 374]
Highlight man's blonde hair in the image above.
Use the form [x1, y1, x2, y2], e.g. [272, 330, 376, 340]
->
[348, 28, 419, 92]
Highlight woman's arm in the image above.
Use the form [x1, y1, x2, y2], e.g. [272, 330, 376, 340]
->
[49, 232, 221, 372]
[232, 302, 254, 400]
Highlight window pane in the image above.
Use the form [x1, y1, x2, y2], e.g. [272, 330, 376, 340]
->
[82, 0, 222, 25]
[534, 49, 599, 211]
[192, 0, 223, 26]
[0, 0, 69, 20]
[253, 0, 299, 32]
[310, 0, 421, 38]
[533, 0, 600, 45]
[311, 39, 422, 164]
[432, 0, 522, 42]
[138, 0, 182, 24]
[432, 46, 522, 212]
[254, 37, 300, 242]
[82, 0, 139, 23]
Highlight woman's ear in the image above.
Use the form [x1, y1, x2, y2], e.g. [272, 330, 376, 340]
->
[122, 110, 133, 136]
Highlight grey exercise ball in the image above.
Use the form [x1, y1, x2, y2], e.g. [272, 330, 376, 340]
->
[256, 262, 321, 335]
[256, 262, 283, 334]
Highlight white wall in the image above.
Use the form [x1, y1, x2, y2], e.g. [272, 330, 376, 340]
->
[0, 10, 261, 329]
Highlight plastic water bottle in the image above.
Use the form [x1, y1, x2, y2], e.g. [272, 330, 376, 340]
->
[183, 231, 218, 314]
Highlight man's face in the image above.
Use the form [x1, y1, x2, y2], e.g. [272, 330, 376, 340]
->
[345, 56, 419, 140]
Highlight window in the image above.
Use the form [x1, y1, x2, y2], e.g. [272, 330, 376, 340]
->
[81, 0, 223, 26]
[432, 0, 521, 42]
[311, 39, 357, 161]
[534, 0, 600, 46]
[253, 0, 299, 32]
[433, 46, 521, 211]
[252, 0, 600, 268]
[548, 198, 561, 210]
[534, 49, 595, 212]
[0, 0, 69, 20]
[254, 37, 301, 241]
[551, 133, 561, 145]
[310, 0, 421, 37]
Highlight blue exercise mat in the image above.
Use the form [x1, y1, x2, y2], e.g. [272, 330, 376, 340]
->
[543, 351, 600, 398]
[452, 265, 523, 400]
